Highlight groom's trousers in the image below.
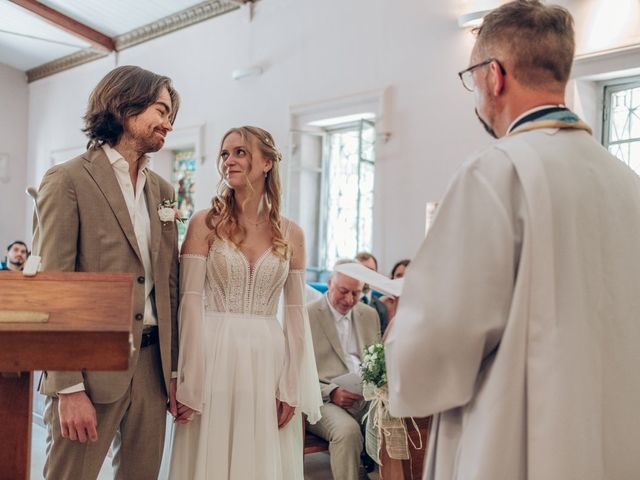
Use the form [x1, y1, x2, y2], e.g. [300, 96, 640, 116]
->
[42, 343, 167, 480]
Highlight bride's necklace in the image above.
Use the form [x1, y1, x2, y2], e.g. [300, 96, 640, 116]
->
[241, 215, 268, 228]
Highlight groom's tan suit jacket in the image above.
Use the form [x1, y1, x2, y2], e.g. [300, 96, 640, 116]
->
[36, 147, 179, 403]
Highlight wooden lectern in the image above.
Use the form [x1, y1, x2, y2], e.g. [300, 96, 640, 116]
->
[0, 271, 134, 480]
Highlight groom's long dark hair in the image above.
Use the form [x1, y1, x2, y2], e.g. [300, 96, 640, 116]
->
[82, 65, 180, 150]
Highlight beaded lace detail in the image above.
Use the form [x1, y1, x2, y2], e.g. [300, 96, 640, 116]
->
[204, 238, 289, 315]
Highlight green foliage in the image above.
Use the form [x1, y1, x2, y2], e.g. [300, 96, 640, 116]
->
[361, 343, 387, 388]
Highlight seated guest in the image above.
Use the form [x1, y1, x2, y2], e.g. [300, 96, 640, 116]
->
[1, 240, 29, 271]
[381, 259, 412, 323]
[355, 251, 389, 333]
[390, 259, 411, 279]
[307, 260, 381, 480]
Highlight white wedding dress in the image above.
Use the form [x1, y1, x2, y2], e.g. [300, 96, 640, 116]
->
[169, 225, 322, 480]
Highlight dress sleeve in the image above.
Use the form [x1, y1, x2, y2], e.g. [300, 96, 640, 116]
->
[279, 269, 323, 423]
[176, 254, 207, 413]
[277, 269, 306, 407]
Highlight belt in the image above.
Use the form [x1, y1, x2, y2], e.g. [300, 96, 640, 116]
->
[140, 327, 159, 348]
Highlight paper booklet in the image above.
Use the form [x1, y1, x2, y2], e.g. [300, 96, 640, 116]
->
[334, 262, 404, 297]
[331, 372, 363, 396]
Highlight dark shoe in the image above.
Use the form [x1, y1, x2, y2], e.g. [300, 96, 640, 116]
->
[361, 452, 377, 473]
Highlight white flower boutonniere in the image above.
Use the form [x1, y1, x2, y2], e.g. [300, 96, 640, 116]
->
[158, 199, 186, 223]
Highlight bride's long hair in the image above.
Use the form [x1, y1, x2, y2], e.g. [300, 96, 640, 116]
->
[205, 126, 289, 260]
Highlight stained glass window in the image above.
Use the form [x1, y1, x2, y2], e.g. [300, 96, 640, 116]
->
[604, 80, 640, 175]
[323, 120, 376, 270]
[172, 150, 196, 244]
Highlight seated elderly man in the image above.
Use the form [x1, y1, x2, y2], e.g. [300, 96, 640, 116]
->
[307, 260, 381, 480]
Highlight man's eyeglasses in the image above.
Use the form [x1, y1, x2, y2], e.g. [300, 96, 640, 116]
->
[458, 58, 506, 92]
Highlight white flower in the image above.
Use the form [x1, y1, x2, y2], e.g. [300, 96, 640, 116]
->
[371, 353, 378, 361]
[158, 207, 175, 222]
[368, 345, 376, 354]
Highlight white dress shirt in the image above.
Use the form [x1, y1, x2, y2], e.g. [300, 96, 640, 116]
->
[58, 144, 157, 394]
[103, 144, 157, 327]
[325, 296, 361, 374]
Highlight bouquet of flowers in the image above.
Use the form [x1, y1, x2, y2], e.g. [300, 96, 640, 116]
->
[361, 343, 421, 464]
[361, 343, 387, 394]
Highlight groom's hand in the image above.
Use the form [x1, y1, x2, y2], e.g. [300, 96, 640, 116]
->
[58, 391, 98, 443]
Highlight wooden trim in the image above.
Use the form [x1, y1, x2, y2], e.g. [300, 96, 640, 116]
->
[26, 49, 108, 83]
[9, 0, 115, 52]
[114, 0, 240, 51]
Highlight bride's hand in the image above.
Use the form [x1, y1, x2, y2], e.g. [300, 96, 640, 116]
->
[276, 399, 295, 429]
[175, 402, 195, 424]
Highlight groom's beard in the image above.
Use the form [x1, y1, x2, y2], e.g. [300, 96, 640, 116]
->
[475, 108, 498, 139]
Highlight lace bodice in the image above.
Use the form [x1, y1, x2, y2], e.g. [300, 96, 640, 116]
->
[176, 217, 320, 413]
[204, 238, 289, 316]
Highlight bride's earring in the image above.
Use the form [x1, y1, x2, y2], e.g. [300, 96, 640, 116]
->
[257, 191, 266, 217]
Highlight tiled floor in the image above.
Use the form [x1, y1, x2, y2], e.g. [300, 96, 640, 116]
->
[30, 419, 376, 479]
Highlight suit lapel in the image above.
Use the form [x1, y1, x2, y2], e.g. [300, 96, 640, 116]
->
[144, 172, 161, 272]
[82, 148, 143, 262]
[317, 300, 350, 370]
[352, 306, 370, 355]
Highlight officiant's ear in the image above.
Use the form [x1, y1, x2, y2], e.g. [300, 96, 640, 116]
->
[487, 59, 507, 97]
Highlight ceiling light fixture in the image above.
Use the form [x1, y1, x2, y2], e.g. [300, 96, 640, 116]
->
[457, 9, 491, 29]
[231, 66, 263, 80]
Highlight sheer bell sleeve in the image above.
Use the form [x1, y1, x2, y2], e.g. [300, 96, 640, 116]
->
[278, 269, 323, 423]
[176, 254, 207, 413]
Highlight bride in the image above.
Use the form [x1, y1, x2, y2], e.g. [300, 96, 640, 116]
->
[168, 126, 322, 479]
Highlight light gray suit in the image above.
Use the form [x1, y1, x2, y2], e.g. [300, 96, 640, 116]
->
[35, 147, 179, 479]
[307, 297, 380, 480]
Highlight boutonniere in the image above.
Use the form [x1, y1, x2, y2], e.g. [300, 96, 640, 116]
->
[158, 199, 186, 223]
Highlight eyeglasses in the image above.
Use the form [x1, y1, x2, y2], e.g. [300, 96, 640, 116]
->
[457, 58, 506, 92]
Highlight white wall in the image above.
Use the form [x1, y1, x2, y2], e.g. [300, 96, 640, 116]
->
[23, 0, 640, 273]
[0, 63, 28, 252]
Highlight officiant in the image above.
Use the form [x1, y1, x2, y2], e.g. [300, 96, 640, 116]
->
[307, 259, 381, 480]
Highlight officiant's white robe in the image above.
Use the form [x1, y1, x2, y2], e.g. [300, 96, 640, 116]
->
[386, 126, 640, 480]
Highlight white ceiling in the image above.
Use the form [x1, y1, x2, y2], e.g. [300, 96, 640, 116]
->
[0, 1, 92, 71]
[39, 0, 207, 37]
[0, 0, 220, 72]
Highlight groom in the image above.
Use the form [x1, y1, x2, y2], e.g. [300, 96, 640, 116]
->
[35, 66, 180, 479]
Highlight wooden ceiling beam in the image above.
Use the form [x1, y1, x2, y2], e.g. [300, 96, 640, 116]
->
[9, 0, 115, 52]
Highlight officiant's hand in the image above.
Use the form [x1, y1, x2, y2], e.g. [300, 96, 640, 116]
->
[330, 387, 364, 409]
[58, 391, 98, 443]
[276, 399, 295, 429]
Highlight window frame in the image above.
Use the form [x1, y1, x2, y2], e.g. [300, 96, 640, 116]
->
[602, 76, 640, 162]
[320, 118, 376, 271]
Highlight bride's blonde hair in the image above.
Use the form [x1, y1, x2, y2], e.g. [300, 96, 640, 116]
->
[205, 126, 289, 260]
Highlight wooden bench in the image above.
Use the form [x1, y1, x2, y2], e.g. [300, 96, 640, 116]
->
[302, 415, 329, 454]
